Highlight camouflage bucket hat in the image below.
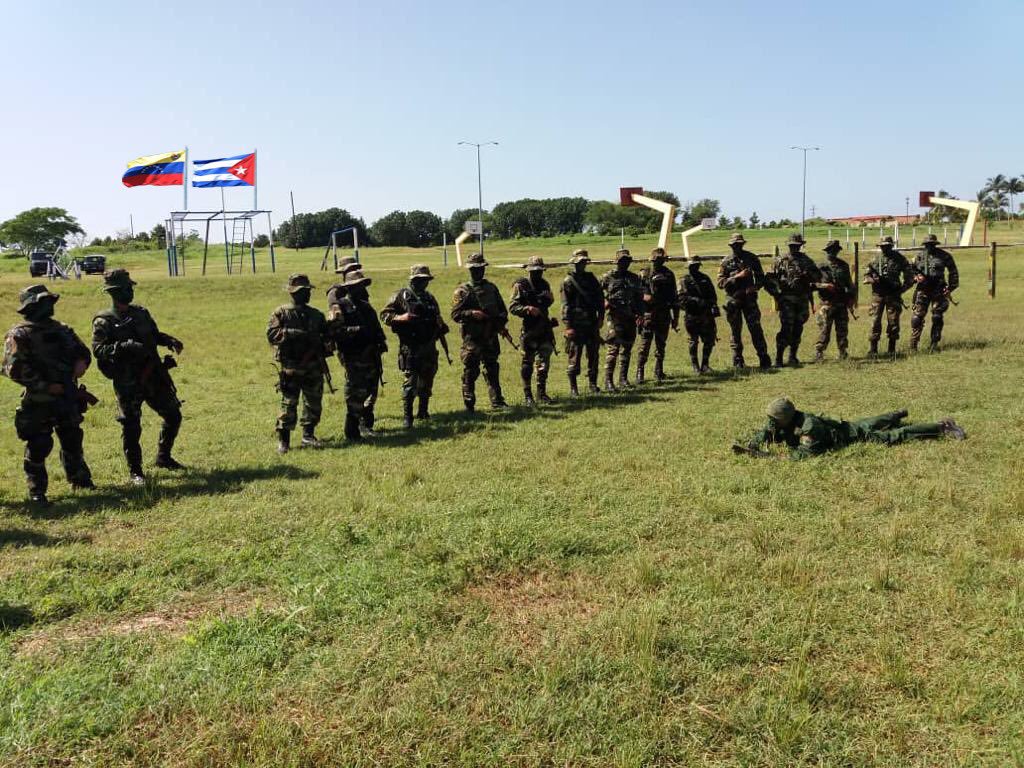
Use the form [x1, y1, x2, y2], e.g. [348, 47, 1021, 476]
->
[526, 256, 546, 272]
[823, 239, 843, 253]
[766, 397, 796, 422]
[649, 247, 667, 261]
[409, 264, 434, 280]
[728, 233, 747, 245]
[342, 270, 372, 288]
[466, 252, 488, 268]
[286, 273, 314, 292]
[877, 236, 895, 247]
[17, 284, 59, 313]
[787, 234, 806, 246]
[922, 234, 939, 245]
[334, 256, 359, 275]
[570, 249, 591, 264]
[615, 248, 632, 261]
[102, 268, 137, 292]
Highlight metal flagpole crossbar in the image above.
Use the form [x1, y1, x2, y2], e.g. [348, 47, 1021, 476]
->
[164, 209, 277, 276]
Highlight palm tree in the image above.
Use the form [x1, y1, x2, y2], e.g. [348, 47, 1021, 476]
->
[983, 174, 1008, 219]
[1006, 177, 1024, 223]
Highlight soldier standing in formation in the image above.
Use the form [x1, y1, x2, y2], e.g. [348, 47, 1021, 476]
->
[813, 240, 854, 362]
[560, 249, 604, 396]
[910, 234, 959, 352]
[330, 270, 387, 440]
[600, 248, 644, 391]
[865, 236, 914, 360]
[678, 257, 719, 374]
[635, 247, 679, 383]
[770, 234, 822, 367]
[380, 264, 449, 428]
[2, 286, 95, 505]
[717, 233, 772, 370]
[266, 274, 330, 453]
[451, 252, 509, 412]
[509, 256, 557, 405]
[92, 270, 185, 484]
[326, 257, 360, 311]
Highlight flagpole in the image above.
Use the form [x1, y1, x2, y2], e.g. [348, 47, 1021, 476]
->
[183, 146, 189, 211]
[221, 187, 230, 271]
[253, 148, 257, 210]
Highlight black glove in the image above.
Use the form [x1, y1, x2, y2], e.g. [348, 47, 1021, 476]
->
[164, 335, 184, 354]
[118, 340, 145, 355]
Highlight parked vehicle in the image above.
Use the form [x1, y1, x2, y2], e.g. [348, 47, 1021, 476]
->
[28, 252, 52, 277]
[76, 255, 107, 274]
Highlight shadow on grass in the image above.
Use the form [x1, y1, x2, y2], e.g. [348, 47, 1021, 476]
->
[0, 604, 35, 632]
[0, 528, 93, 548]
[4, 465, 319, 520]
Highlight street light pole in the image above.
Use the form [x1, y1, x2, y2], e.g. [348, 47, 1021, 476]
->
[458, 140, 498, 256]
[790, 146, 820, 235]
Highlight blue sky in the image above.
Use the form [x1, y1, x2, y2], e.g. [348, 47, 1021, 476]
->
[4, 0, 1019, 240]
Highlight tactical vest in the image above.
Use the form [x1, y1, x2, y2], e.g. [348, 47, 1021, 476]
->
[644, 266, 677, 310]
[3, 320, 81, 389]
[681, 273, 715, 315]
[776, 255, 816, 296]
[873, 253, 906, 295]
[334, 296, 382, 355]
[393, 287, 441, 346]
[603, 271, 641, 317]
[513, 277, 554, 341]
[271, 304, 325, 368]
[563, 272, 602, 328]
[94, 306, 159, 379]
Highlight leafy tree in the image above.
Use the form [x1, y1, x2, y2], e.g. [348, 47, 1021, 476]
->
[749, 212, 760, 228]
[679, 198, 722, 228]
[405, 210, 444, 247]
[369, 210, 412, 246]
[151, 223, 167, 249]
[446, 208, 491, 241]
[254, 234, 270, 248]
[731, 216, 745, 229]
[0, 207, 83, 255]
[275, 208, 367, 249]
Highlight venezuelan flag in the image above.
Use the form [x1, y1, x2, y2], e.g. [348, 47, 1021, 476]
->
[122, 149, 185, 187]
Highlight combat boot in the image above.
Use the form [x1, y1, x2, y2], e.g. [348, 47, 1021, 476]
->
[653, 360, 666, 383]
[618, 369, 631, 389]
[700, 347, 712, 374]
[732, 355, 745, 370]
[71, 479, 97, 491]
[403, 397, 415, 429]
[690, 351, 701, 374]
[536, 380, 553, 404]
[128, 466, 146, 486]
[909, 338, 919, 353]
[635, 364, 645, 385]
[940, 418, 967, 440]
[887, 338, 898, 361]
[587, 376, 601, 394]
[814, 349, 824, 363]
[604, 368, 617, 392]
[774, 342, 786, 368]
[758, 353, 772, 370]
[523, 385, 536, 407]
[838, 348, 848, 361]
[302, 426, 323, 448]
[276, 429, 291, 455]
[344, 414, 363, 442]
[28, 493, 51, 508]
[155, 454, 186, 470]
[568, 375, 580, 397]
[867, 340, 879, 359]
[417, 397, 430, 421]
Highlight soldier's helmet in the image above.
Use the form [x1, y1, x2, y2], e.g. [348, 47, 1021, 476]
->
[286, 273, 314, 292]
[823, 239, 843, 254]
[877, 236, 895, 247]
[409, 264, 434, 281]
[17, 284, 59, 314]
[466, 252, 488, 268]
[102, 268, 137, 292]
[526, 256, 547, 272]
[922, 234, 940, 246]
[570, 249, 591, 264]
[342, 270, 372, 288]
[334, 256, 359, 275]
[728, 232, 747, 246]
[787, 233, 806, 246]
[766, 397, 797, 423]
[649, 247, 667, 261]
[615, 248, 632, 262]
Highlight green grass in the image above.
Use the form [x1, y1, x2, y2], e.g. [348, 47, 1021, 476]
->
[0, 224, 1022, 766]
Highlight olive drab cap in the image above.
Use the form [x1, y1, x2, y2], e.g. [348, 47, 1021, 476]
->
[787, 233, 806, 246]
[17, 284, 59, 313]
[286, 273, 314, 292]
[342, 269, 372, 288]
[526, 256, 547, 271]
[878, 236, 895, 247]
[823, 239, 843, 253]
[615, 248, 632, 261]
[102, 268, 137, 292]
[922, 234, 940, 245]
[570, 249, 591, 264]
[334, 256, 359, 275]
[466, 252, 488, 268]
[766, 397, 796, 422]
[650, 247, 667, 261]
[728, 233, 747, 245]
[409, 264, 434, 280]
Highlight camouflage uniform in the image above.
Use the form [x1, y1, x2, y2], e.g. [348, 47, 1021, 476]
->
[770, 234, 822, 366]
[814, 241, 854, 361]
[380, 264, 448, 427]
[678, 258, 719, 373]
[910, 235, 959, 351]
[866, 237, 914, 358]
[636, 248, 679, 383]
[330, 270, 386, 440]
[740, 398, 965, 460]
[324, 256, 360, 309]
[717, 233, 772, 369]
[93, 270, 184, 481]
[600, 250, 644, 390]
[451, 253, 508, 411]
[560, 249, 604, 396]
[1, 286, 94, 502]
[266, 274, 330, 452]
[509, 257, 557, 405]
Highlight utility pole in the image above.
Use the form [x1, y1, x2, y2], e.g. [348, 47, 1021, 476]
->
[458, 140, 499, 256]
[790, 146, 820, 235]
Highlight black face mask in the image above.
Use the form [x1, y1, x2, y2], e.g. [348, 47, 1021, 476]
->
[291, 287, 311, 305]
[349, 285, 369, 302]
[469, 267, 486, 282]
[109, 287, 134, 305]
[23, 299, 55, 321]
[573, 263, 588, 275]
[529, 271, 544, 285]
[688, 264, 701, 275]
[410, 278, 430, 292]
[616, 260, 631, 273]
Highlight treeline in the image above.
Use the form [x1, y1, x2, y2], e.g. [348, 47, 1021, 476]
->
[273, 194, 783, 249]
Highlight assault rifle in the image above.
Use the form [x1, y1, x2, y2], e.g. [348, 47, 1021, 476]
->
[731, 442, 772, 458]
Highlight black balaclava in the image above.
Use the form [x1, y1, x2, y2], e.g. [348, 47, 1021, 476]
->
[109, 285, 134, 306]
[469, 266, 486, 283]
[348, 285, 369, 302]
[23, 298, 56, 322]
[291, 287, 312, 306]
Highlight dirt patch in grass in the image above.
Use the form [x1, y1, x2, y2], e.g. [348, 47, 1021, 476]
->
[459, 570, 602, 652]
[15, 588, 280, 658]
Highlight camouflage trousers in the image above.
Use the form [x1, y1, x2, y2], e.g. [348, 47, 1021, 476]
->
[776, 295, 812, 352]
[341, 354, 381, 427]
[520, 338, 554, 387]
[276, 367, 323, 433]
[14, 398, 92, 496]
[684, 313, 716, 356]
[603, 318, 637, 380]
[460, 336, 503, 407]
[398, 342, 438, 401]
[815, 303, 849, 356]
[910, 288, 950, 348]
[724, 296, 769, 363]
[851, 411, 943, 445]
[868, 294, 903, 342]
[564, 326, 601, 383]
[636, 313, 672, 369]
[114, 378, 182, 469]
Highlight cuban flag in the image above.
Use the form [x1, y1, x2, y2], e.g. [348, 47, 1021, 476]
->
[192, 152, 256, 187]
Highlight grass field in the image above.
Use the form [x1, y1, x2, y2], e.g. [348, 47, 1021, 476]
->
[1, 223, 1022, 766]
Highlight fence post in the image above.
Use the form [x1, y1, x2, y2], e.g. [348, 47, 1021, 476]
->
[988, 242, 997, 298]
[853, 241, 860, 306]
